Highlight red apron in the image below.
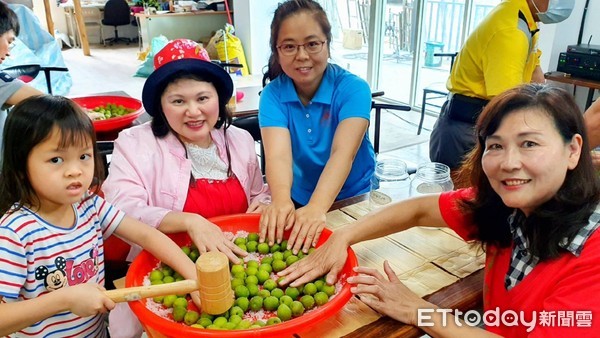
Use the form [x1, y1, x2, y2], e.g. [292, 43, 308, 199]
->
[182, 175, 248, 217]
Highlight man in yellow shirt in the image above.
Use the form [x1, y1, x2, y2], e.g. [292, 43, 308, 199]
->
[429, 0, 575, 170]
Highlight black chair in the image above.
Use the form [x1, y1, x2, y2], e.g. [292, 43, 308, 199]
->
[1, 64, 69, 95]
[130, 16, 141, 50]
[420, 52, 458, 134]
[232, 115, 265, 175]
[370, 91, 411, 154]
[97, 141, 115, 174]
[102, 0, 131, 46]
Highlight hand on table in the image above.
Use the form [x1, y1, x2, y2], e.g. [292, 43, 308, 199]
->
[278, 230, 349, 287]
[259, 199, 295, 246]
[187, 217, 247, 264]
[347, 261, 429, 326]
[287, 204, 327, 254]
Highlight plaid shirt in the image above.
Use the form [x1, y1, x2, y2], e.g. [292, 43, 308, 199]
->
[505, 207, 600, 290]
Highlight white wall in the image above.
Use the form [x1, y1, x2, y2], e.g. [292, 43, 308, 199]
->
[31, 0, 138, 45]
[233, 0, 278, 76]
[33, 0, 68, 34]
[538, 0, 600, 109]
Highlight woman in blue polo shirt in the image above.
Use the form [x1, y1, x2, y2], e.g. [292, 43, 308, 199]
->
[258, 0, 375, 254]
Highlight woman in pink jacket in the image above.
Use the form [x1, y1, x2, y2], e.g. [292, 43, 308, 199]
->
[102, 39, 270, 338]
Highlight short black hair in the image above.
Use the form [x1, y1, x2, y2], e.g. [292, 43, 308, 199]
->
[0, 2, 20, 36]
[0, 95, 104, 214]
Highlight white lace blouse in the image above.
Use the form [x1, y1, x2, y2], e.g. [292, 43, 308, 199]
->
[185, 142, 228, 180]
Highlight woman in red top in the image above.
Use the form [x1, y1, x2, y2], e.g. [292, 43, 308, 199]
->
[279, 83, 600, 337]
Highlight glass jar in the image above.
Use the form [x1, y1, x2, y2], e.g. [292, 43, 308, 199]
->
[409, 162, 454, 196]
[369, 158, 410, 210]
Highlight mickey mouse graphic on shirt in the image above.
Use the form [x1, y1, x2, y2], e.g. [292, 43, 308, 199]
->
[34, 257, 68, 291]
[35, 246, 101, 292]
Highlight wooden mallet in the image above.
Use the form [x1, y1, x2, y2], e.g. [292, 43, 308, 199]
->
[104, 251, 234, 314]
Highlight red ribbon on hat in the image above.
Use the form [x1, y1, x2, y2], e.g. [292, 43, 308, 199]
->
[154, 39, 212, 70]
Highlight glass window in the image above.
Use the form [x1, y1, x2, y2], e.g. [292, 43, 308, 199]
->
[413, 0, 467, 112]
[377, 0, 415, 104]
[320, 0, 369, 80]
[318, 0, 500, 110]
[469, 0, 501, 34]
[403, 0, 500, 111]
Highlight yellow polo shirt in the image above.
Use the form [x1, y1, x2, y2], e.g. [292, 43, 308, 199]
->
[447, 0, 540, 100]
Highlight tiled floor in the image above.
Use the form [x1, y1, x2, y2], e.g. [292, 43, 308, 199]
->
[371, 105, 436, 167]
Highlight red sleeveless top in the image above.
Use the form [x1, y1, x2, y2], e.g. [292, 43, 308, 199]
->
[182, 175, 248, 217]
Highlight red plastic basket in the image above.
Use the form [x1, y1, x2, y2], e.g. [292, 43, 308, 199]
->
[71, 95, 144, 133]
[125, 213, 358, 338]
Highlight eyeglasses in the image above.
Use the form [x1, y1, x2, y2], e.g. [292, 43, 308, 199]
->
[276, 40, 326, 56]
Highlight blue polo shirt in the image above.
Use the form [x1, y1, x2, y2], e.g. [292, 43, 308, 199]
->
[259, 63, 375, 205]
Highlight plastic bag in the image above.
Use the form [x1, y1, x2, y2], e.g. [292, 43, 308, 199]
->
[134, 35, 169, 78]
[214, 24, 249, 75]
[4, 4, 72, 95]
[205, 32, 220, 60]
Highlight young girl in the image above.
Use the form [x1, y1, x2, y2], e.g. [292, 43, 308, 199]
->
[0, 95, 199, 337]
[259, 0, 375, 254]
[280, 84, 600, 336]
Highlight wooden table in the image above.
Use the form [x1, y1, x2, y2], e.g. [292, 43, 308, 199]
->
[233, 85, 261, 117]
[293, 194, 485, 337]
[545, 71, 600, 109]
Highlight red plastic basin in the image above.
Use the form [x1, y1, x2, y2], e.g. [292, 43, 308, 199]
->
[125, 213, 358, 338]
[71, 95, 144, 133]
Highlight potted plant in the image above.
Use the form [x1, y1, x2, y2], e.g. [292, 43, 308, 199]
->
[134, 0, 162, 12]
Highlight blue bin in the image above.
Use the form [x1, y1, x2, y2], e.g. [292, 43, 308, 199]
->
[425, 41, 444, 67]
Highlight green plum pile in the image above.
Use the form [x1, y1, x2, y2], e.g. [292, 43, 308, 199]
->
[90, 103, 135, 120]
[145, 231, 339, 330]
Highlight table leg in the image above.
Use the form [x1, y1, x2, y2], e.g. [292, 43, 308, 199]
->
[374, 106, 381, 154]
[67, 8, 80, 48]
[136, 15, 143, 51]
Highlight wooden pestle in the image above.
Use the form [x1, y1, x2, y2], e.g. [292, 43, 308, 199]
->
[105, 252, 234, 314]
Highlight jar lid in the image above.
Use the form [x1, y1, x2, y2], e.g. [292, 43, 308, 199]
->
[375, 158, 409, 181]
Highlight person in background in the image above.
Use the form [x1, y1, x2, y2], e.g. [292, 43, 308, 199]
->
[0, 1, 43, 154]
[583, 99, 600, 166]
[102, 39, 270, 338]
[259, 0, 375, 254]
[0, 95, 199, 337]
[429, 0, 575, 171]
[280, 84, 600, 337]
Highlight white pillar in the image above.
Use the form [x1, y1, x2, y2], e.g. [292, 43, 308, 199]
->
[233, 0, 279, 76]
